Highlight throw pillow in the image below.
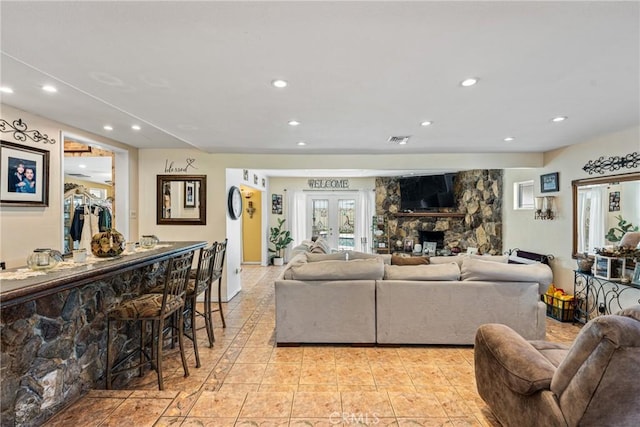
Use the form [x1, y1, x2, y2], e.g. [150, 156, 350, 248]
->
[391, 255, 430, 265]
[310, 236, 332, 254]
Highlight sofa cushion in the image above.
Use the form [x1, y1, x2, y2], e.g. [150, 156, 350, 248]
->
[383, 262, 460, 281]
[470, 254, 509, 263]
[461, 257, 553, 288]
[306, 252, 347, 262]
[391, 255, 430, 265]
[288, 258, 384, 280]
[430, 256, 464, 267]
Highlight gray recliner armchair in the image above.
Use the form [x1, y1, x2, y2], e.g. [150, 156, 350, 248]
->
[474, 305, 640, 427]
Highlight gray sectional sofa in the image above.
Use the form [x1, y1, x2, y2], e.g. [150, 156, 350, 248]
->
[274, 252, 552, 345]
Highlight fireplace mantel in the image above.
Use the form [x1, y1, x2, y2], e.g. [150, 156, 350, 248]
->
[393, 212, 465, 218]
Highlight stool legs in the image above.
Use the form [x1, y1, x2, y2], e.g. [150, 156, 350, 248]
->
[204, 286, 215, 347]
[189, 296, 201, 368]
[217, 276, 226, 328]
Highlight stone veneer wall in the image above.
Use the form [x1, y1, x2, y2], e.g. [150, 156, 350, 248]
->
[0, 263, 166, 427]
[376, 169, 503, 254]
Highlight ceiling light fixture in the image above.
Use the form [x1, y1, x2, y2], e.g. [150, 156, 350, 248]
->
[0, 86, 14, 94]
[131, 124, 141, 130]
[288, 120, 300, 126]
[551, 116, 567, 122]
[460, 78, 478, 87]
[504, 137, 515, 142]
[420, 121, 433, 127]
[42, 85, 57, 93]
[297, 141, 306, 146]
[272, 79, 288, 88]
[103, 125, 113, 131]
[78, 164, 86, 169]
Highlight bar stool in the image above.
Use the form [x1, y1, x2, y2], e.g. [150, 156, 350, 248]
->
[208, 239, 228, 329]
[184, 243, 216, 368]
[106, 250, 194, 390]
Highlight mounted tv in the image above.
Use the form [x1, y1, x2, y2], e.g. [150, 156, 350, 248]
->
[399, 173, 456, 211]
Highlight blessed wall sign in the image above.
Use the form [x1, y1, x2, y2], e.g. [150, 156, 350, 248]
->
[164, 158, 198, 173]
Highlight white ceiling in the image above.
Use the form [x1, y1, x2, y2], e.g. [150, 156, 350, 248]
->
[1, 1, 638, 164]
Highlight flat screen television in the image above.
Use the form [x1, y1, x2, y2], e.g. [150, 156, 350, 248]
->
[399, 173, 456, 211]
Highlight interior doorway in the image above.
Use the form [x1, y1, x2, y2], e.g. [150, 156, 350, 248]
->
[241, 185, 262, 263]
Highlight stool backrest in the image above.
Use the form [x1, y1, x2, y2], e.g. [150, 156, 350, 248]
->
[193, 244, 216, 295]
[161, 251, 194, 315]
[211, 239, 228, 281]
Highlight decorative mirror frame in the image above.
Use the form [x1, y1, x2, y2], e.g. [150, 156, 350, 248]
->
[572, 171, 640, 258]
[157, 174, 207, 225]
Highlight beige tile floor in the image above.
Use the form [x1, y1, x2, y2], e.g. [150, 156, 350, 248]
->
[45, 265, 582, 427]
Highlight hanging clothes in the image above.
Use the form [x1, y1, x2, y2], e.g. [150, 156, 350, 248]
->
[69, 206, 85, 242]
[80, 206, 93, 251]
[98, 207, 112, 231]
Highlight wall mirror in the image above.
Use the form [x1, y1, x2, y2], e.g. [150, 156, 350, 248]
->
[157, 175, 206, 225]
[572, 171, 640, 257]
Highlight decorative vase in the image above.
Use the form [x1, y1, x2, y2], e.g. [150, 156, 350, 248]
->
[91, 229, 125, 257]
[27, 249, 62, 270]
[576, 254, 594, 273]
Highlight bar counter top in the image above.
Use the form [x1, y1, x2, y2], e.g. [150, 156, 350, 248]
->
[0, 241, 206, 308]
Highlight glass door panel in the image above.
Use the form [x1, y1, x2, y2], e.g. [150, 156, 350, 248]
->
[307, 195, 357, 250]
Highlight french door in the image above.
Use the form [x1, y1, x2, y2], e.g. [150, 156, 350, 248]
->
[307, 194, 357, 251]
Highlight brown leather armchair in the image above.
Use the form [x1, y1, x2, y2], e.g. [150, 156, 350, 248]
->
[474, 305, 640, 427]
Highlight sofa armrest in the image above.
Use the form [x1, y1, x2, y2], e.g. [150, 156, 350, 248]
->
[475, 323, 557, 395]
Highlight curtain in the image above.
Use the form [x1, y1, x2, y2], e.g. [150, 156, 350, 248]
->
[356, 190, 375, 252]
[577, 189, 588, 253]
[286, 190, 307, 260]
[588, 186, 606, 252]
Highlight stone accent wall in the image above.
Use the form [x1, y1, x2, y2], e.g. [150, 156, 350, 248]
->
[375, 169, 503, 254]
[0, 262, 166, 427]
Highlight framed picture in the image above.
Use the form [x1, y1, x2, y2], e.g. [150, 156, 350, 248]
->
[424, 241, 437, 255]
[608, 191, 620, 212]
[243, 169, 249, 181]
[253, 174, 258, 185]
[184, 181, 196, 208]
[540, 172, 559, 193]
[262, 178, 266, 188]
[633, 264, 640, 286]
[0, 140, 50, 206]
[272, 194, 283, 214]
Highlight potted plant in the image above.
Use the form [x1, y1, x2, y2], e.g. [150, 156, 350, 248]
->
[269, 218, 294, 266]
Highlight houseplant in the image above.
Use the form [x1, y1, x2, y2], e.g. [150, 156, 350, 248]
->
[269, 218, 294, 266]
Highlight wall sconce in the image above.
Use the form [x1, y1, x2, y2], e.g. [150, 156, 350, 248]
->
[534, 196, 555, 220]
[246, 200, 256, 218]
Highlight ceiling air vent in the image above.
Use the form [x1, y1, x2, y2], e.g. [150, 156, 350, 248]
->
[388, 135, 411, 145]
[67, 173, 91, 178]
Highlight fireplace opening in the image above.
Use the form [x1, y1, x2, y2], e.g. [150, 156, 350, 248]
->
[418, 231, 445, 249]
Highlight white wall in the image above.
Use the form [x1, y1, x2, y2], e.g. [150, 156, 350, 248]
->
[0, 105, 139, 268]
[503, 125, 640, 292]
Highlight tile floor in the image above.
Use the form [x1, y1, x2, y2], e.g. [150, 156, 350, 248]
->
[46, 265, 582, 426]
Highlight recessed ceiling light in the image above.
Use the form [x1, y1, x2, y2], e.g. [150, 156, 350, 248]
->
[297, 141, 306, 146]
[272, 79, 288, 88]
[288, 120, 300, 126]
[551, 116, 567, 122]
[103, 125, 113, 131]
[131, 124, 141, 131]
[460, 78, 478, 87]
[42, 85, 57, 93]
[504, 137, 515, 142]
[420, 121, 433, 127]
[78, 164, 87, 169]
[0, 86, 14, 94]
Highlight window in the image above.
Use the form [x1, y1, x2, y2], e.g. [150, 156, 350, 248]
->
[514, 180, 534, 210]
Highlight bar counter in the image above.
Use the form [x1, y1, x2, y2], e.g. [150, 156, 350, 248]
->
[0, 241, 207, 427]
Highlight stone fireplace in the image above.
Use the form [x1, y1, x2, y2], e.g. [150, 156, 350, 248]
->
[375, 169, 503, 254]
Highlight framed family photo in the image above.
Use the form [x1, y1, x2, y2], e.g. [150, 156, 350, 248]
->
[540, 172, 559, 193]
[1, 140, 49, 207]
[184, 181, 196, 208]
